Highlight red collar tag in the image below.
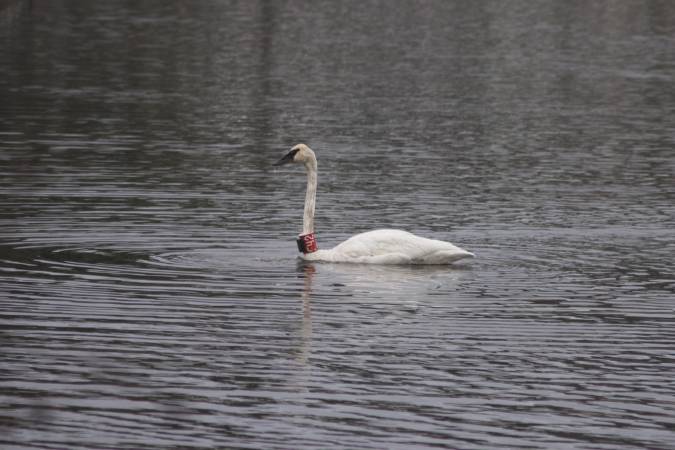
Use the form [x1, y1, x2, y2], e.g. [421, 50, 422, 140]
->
[297, 232, 318, 254]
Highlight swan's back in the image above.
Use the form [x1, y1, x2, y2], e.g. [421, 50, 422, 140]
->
[303, 229, 474, 265]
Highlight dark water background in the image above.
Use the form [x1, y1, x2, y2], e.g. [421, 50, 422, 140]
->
[2, 1, 675, 449]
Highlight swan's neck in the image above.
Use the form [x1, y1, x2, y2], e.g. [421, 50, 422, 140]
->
[303, 161, 317, 235]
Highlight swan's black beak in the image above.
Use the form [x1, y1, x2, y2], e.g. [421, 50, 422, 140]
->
[273, 149, 298, 166]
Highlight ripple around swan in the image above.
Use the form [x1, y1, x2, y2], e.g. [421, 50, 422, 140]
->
[3, 236, 675, 450]
[145, 245, 291, 271]
[3, 222, 675, 448]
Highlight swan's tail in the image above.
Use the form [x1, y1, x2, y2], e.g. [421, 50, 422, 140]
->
[420, 249, 474, 265]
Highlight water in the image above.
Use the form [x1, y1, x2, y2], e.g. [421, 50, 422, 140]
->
[2, 1, 675, 448]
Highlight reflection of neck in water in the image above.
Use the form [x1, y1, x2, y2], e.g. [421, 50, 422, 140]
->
[297, 263, 315, 365]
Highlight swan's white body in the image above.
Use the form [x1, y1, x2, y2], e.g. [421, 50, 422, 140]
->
[275, 144, 474, 265]
[302, 229, 472, 264]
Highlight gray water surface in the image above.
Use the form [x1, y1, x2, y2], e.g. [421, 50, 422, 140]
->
[2, 1, 675, 449]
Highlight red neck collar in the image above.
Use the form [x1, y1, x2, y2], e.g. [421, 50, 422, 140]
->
[297, 232, 318, 254]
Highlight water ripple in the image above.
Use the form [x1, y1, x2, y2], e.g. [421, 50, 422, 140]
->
[3, 1, 675, 449]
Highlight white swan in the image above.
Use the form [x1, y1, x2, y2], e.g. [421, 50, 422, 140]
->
[274, 144, 474, 264]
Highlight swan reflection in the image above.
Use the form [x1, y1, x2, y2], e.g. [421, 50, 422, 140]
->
[296, 263, 315, 366]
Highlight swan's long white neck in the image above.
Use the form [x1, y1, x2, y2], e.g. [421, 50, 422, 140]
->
[303, 159, 317, 235]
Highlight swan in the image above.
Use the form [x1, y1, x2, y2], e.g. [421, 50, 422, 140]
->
[274, 144, 474, 264]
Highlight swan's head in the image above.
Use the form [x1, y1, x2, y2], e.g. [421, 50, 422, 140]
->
[274, 143, 316, 168]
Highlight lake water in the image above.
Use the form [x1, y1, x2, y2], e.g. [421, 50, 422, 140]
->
[2, 1, 675, 449]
